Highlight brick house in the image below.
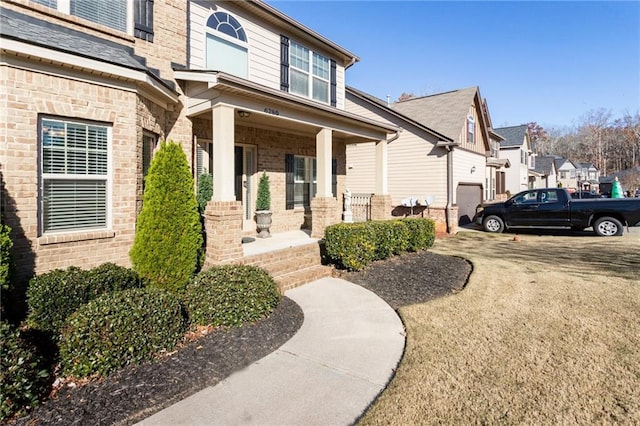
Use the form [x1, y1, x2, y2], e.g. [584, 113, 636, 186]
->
[1, 0, 397, 282]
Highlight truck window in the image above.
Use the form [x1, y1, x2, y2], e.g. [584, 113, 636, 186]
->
[540, 190, 559, 203]
[514, 191, 538, 204]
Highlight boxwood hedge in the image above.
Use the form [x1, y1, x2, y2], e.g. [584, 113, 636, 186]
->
[183, 265, 280, 328]
[324, 218, 436, 271]
[25, 263, 142, 338]
[59, 287, 186, 378]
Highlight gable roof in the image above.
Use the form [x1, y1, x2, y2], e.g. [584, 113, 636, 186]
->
[391, 87, 481, 140]
[345, 86, 452, 142]
[534, 156, 557, 176]
[554, 157, 577, 170]
[494, 125, 529, 148]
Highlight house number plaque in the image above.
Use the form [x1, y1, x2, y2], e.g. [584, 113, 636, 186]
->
[264, 107, 280, 116]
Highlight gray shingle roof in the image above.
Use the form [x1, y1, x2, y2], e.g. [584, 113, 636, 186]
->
[391, 87, 478, 140]
[534, 155, 556, 175]
[1, 6, 151, 74]
[494, 125, 529, 148]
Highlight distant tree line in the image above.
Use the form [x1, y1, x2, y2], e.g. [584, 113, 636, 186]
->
[530, 109, 640, 178]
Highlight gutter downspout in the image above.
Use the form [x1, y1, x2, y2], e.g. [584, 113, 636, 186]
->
[387, 128, 402, 144]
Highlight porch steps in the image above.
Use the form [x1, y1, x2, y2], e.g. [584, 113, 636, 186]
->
[242, 242, 333, 292]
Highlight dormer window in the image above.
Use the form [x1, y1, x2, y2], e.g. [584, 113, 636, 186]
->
[467, 115, 475, 144]
[205, 11, 248, 78]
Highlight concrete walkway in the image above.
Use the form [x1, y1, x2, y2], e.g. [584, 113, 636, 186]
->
[138, 278, 405, 426]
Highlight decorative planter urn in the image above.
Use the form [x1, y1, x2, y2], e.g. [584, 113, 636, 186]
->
[255, 210, 272, 238]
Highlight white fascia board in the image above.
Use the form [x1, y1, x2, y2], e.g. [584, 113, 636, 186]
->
[1, 38, 179, 105]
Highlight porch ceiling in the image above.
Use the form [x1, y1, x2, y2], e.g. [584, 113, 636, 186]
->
[174, 70, 399, 143]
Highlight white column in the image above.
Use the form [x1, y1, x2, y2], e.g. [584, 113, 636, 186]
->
[316, 128, 333, 197]
[375, 138, 388, 194]
[212, 104, 236, 201]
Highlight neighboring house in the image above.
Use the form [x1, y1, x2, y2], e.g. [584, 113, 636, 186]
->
[494, 125, 534, 194]
[345, 86, 500, 231]
[575, 162, 600, 192]
[482, 98, 510, 201]
[533, 156, 559, 188]
[554, 157, 578, 190]
[1, 0, 397, 281]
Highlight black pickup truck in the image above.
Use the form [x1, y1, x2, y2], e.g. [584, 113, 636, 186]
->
[474, 188, 640, 236]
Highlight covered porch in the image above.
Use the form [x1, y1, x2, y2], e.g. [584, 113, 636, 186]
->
[174, 71, 399, 266]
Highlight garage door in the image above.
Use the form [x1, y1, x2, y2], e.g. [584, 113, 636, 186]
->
[456, 184, 482, 225]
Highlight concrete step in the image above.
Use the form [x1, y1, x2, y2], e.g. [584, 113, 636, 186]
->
[275, 264, 333, 293]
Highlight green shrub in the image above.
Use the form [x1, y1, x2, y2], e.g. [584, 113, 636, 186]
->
[197, 173, 213, 214]
[324, 223, 376, 271]
[324, 218, 436, 271]
[402, 218, 436, 251]
[255, 171, 271, 211]
[0, 224, 12, 293]
[183, 265, 280, 328]
[130, 141, 203, 293]
[59, 288, 185, 378]
[0, 321, 49, 420]
[26, 264, 141, 337]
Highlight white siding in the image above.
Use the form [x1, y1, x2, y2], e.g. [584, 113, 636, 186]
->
[189, 1, 347, 108]
[452, 149, 486, 204]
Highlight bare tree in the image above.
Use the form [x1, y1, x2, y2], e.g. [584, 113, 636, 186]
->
[396, 92, 416, 102]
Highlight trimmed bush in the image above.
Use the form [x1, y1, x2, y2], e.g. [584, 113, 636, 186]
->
[0, 321, 49, 421]
[324, 218, 436, 271]
[324, 223, 376, 271]
[59, 288, 186, 378]
[256, 171, 271, 211]
[197, 173, 213, 214]
[402, 218, 436, 251]
[26, 264, 141, 337]
[130, 141, 203, 293]
[183, 265, 280, 328]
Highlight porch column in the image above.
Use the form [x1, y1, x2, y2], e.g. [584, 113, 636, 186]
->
[316, 128, 333, 197]
[205, 104, 242, 265]
[310, 128, 337, 238]
[212, 104, 235, 201]
[371, 138, 392, 220]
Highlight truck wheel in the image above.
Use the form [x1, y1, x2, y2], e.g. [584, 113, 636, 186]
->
[483, 215, 505, 233]
[593, 217, 623, 237]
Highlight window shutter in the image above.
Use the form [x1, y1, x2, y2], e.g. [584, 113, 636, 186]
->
[285, 154, 294, 209]
[330, 59, 337, 107]
[332, 158, 337, 197]
[134, 0, 154, 42]
[280, 35, 290, 92]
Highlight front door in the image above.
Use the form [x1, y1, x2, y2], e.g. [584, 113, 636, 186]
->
[234, 145, 257, 232]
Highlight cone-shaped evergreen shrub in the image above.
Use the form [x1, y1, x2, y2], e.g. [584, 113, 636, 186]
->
[197, 173, 213, 214]
[130, 141, 203, 292]
[256, 171, 271, 211]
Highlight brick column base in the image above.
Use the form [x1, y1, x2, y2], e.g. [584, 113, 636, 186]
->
[310, 197, 338, 238]
[371, 194, 392, 221]
[204, 201, 243, 266]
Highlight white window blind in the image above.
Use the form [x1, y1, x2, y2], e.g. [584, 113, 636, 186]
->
[41, 118, 109, 233]
[206, 34, 248, 78]
[70, 0, 127, 32]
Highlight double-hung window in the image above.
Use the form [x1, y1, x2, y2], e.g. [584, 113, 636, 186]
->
[40, 118, 110, 233]
[289, 41, 330, 104]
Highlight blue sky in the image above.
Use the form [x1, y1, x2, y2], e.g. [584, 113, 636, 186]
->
[268, 0, 640, 130]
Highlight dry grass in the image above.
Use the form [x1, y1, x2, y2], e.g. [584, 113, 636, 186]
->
[361, 229, 640, 425]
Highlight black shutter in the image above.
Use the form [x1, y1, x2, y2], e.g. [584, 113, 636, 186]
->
[330, 59, 337, 107]
[332, 158, 337, 197]
[285, 154, 294, 209]
[280, 35, 290, 92]
[134, 0, 154, 42]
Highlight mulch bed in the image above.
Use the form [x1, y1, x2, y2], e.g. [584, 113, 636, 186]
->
[13, 250, 471, 426]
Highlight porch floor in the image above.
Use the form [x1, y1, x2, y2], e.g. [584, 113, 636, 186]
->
[242, 229, 319, 257]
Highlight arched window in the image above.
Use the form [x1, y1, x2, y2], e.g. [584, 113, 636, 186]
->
[205, 11, 248, 78]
